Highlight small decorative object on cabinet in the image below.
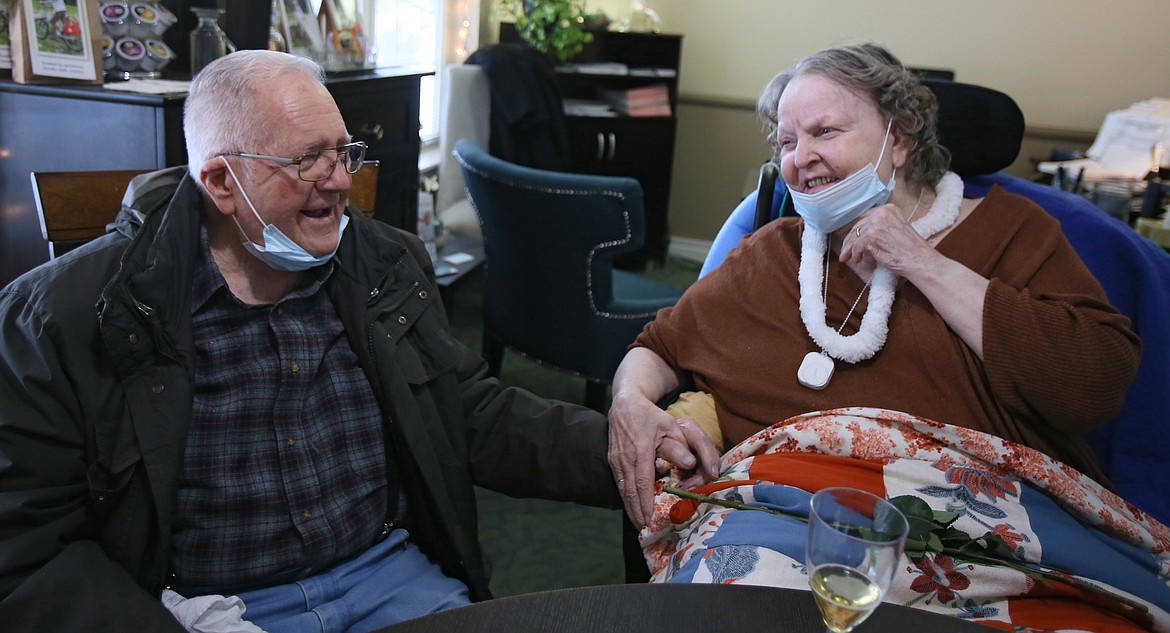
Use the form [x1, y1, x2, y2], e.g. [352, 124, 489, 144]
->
[501, 22, 681, 266]
[495, 0, 593, 64]
[99, 1, 178, 80]
[611, 1, 661, 33]
[188, 6, 234, 76]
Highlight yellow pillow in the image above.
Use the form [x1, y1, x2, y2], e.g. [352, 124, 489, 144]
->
[663, 391, 725, 452]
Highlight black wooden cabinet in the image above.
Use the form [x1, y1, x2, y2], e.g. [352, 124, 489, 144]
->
[564, 116, 676, 264]
[0, 68, 429, 286]
[501, 25, 682, 265]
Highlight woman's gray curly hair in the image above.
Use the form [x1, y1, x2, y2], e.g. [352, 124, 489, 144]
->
[757, 42, 950, 188]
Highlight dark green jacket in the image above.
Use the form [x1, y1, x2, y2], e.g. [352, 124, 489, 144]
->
[0, 169, 620, 631]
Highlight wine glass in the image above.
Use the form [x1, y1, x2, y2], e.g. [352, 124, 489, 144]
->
[806, 487, 909, 633]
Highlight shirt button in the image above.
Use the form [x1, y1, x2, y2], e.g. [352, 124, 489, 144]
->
[151, 384, 164, 394]
[397, 315, 408, 325]
[286, 438, 295, 447]
[302, 510, 312, 520]
[290, 361, 300, 373]
[128, 333, 138, 344]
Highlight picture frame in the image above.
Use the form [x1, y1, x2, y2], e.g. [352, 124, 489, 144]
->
[280, 0, 323, 59]
[1, 4, 12, 70]
[316, 0, 372, 71]
[10, 0, 102, 84]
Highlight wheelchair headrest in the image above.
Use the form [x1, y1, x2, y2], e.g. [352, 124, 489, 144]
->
[921, 78, 1026, 177]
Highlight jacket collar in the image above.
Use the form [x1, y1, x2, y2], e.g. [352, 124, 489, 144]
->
[98, 169, 415, 335]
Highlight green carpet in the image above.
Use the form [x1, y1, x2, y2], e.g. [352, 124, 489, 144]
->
[440, 255, 700, 596]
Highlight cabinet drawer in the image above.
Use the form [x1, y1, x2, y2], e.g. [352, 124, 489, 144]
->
[566, 117, 676, 172]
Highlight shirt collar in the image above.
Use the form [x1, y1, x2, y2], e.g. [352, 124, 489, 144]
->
[191, 225, 334, 313]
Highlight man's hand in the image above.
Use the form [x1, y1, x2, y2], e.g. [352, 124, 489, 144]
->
[607, 391, 720, 528]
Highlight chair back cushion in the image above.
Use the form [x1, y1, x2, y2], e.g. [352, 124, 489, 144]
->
[921, 79, 1025, 177]
[31, 169, 150, 258]
[454, 139, 680, 380]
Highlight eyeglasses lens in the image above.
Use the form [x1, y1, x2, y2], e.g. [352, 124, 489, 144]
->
[297, 144, 366, 181]
[344, 143, 366, 175]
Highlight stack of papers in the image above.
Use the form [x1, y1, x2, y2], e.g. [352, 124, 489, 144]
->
[1035, 157, 1144, 183]
[559, 61, 631, 75]
[563, 98, 616, 117]
[102, 79, 192, 95]
[1082, 98, 1169, 179]
[629, 67, 677, 78]
[558, 62, 629, 75]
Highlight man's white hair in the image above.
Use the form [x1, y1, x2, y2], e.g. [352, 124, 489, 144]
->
[182, 50, 326, 184]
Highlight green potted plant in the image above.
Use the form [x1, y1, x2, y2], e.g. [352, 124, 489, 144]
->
[495, 0, 593, 64]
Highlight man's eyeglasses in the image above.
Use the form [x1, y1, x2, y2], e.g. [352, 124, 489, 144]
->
[220, 141, 367, 182]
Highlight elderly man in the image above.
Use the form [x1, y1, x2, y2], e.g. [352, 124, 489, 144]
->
[0, 50, 621, 631]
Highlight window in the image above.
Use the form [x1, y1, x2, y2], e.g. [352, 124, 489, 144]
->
[366, 0, 479, 141]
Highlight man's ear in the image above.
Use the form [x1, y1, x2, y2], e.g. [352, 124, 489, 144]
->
[199, 157, 237, 216]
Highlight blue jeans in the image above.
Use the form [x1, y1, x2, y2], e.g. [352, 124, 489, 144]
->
[233, 530, 470, 633]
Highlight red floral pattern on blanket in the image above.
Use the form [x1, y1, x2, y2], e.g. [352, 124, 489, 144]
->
[641, 408, 1170, 632]
[717, 408, 1170, 554]
[910, 554, 973, 604]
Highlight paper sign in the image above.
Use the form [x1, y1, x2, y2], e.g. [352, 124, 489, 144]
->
[18, 0, 99, 81]
[24, 0, 99, 79]
[1086, 100, 1170, 178]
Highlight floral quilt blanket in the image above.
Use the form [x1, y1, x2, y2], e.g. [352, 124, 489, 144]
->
[642, 408, 1170, 632]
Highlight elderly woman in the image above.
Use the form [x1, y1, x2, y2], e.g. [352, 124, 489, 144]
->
[607, 43, 1142, 529]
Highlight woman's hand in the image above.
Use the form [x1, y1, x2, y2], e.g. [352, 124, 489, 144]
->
[839, 203, 938, 277]
[607, 348, 721, 528]
[841, 201, 989, 358]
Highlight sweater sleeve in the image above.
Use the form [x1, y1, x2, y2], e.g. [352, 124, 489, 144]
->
[979, 211, 1141, 435]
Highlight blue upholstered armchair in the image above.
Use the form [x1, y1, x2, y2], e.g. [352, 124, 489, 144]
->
[700, 81, 1170, 525]
[453, 139, 684, 410]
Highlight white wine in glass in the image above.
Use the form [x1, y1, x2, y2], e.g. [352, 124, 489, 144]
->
[806, 487, 909, 633]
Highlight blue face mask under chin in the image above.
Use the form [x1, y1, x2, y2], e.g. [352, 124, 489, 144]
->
[220, 157, 349, 272]
[788, 120, 896, 234]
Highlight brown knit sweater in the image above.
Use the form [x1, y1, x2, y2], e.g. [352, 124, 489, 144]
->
[635, 186, 1140, 484]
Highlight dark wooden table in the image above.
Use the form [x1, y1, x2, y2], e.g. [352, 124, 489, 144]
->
[435, 235, 485, 288]
[374, 583, 991, 632]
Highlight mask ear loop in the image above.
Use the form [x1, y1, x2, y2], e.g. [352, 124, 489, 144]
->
[220, 156, 272, 248]
[875, 119, 896, 185]
[220, 156, 269, 228]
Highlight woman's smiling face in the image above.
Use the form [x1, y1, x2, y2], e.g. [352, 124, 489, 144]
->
[773, 73, 899, 196]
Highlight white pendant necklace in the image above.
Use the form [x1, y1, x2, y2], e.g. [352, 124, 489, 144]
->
[796, 172, 963, 390]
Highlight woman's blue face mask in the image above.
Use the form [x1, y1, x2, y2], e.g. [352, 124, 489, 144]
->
[788, 120, 896, 234]
[221, 157, 348, 272]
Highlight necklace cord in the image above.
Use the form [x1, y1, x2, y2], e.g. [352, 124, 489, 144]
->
[826, 187, 923, 337]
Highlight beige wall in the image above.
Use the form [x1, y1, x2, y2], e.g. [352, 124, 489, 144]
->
[489, 1, 1170, 244]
